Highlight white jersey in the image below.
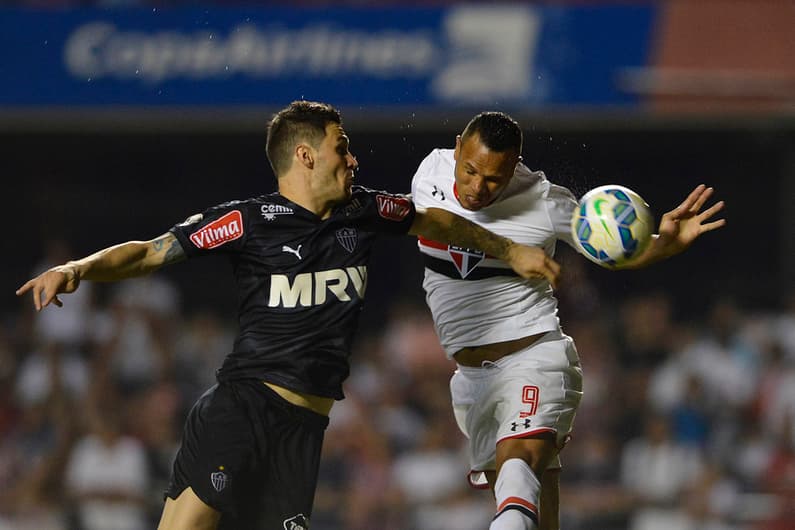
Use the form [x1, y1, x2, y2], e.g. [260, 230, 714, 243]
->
[411, 148, 578, 358]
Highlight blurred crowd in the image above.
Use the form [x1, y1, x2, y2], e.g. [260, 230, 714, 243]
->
[2, 240, 794, 530]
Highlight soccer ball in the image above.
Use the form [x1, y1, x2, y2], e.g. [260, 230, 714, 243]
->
[570, 185, 654, 268]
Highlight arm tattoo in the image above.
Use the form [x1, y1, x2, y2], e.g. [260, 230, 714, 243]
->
[449, 214, 511, 259]
[163, 238, 185, 264]
[153, 234, 186, 265]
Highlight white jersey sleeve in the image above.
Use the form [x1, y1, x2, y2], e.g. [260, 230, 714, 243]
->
[412, 148, 454, 211]
[410, 149, 578, 358]
[547, 184, 578, 249]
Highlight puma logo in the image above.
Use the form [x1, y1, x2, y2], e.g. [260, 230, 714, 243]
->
[282, 244, 303, 260]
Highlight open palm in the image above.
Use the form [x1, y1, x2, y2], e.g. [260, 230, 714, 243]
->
[656, 184, 726, 256]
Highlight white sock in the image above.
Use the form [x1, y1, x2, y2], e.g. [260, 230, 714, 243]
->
[489, 458, 539, 530]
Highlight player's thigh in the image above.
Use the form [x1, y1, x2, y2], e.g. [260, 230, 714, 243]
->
[248, 410, 327, 528]
[158, 486, 221, 530]
[224, 382, 328, 529]
[496, 431, 559, 476]
[166, 383, 257, 519]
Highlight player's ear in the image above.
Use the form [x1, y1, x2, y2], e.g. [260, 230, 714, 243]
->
[454, 135, 462, 160]
[296, 143, 314, 169]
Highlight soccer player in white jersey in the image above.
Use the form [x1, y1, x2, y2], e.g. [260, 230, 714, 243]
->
[411, 112, 726, 530]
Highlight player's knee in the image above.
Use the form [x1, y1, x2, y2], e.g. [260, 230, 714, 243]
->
[497, 435, 558, 476]
[491, 507, 537, 530]
[489, 458, 540, 530]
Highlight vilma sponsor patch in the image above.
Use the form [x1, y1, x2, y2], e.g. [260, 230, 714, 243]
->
[190, 210, 244, 249]
[375, 195, 411, 221]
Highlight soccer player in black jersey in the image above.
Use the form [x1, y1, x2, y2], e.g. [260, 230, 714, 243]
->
[16, 101, 561, 530]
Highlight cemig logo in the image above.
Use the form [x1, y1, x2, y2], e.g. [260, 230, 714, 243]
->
[376, 195, 411, 221]
[190, 210, 244, 249]
[261, 203, 294, 221]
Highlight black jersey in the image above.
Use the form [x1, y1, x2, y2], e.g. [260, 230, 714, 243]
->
[169, 186, 416, 399]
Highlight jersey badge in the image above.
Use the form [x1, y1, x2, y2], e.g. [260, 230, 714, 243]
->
[336, 227, 358, 253]
[189, 210, 243, 249]
[376, 194, 411, 221]
[449, 245, 485, 278]
[210, 468, 228, 492]
[261, 203, 294, 221]
[283, 514, 308, 530]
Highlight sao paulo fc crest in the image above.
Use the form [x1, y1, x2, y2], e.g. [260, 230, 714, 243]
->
[448, 245, 485, 278]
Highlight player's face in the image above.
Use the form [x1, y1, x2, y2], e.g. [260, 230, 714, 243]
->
[314, 123, 358, 203]
[453, 133, 519, 211]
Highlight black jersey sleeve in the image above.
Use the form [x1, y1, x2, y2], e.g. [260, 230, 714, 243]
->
[343, 186, 416, 234]
[169, 200, 250, 258]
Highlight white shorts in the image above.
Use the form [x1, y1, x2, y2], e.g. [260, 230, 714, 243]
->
[450, 330, 583, 487]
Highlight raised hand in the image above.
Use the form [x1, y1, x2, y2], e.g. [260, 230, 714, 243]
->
[656, 184, 726, 257]
[15, 265, 80, 311]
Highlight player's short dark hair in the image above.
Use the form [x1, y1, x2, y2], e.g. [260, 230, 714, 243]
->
[461, 111, 522, 154]
[266, 100, 342, 177]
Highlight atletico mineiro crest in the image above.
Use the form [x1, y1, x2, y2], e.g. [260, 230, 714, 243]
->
[210, 470, 228, 492]
[283, 513, 309, 530]
[335, 227, 358, 253]
[448, 245, 485, 278]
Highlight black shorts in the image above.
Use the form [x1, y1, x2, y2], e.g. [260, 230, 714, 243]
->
[166, 379, 329, 530]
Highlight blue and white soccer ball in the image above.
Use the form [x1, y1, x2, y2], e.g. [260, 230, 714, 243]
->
[571, 185, 654, 268]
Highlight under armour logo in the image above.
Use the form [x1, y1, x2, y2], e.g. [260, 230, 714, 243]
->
[510, 419, 532, 432]
[431, 185, 446, 200]
[282, 244, 302, 260]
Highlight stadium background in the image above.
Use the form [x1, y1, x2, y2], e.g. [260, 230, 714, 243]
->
[2, 1, 794, 529]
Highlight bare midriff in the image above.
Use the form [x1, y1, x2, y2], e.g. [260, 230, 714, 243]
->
[453, 332, 546, 367]
[264, 382, 334, 416]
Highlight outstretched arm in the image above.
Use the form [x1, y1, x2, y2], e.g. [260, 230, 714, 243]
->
[16, 232, 185, 311]
[409, 206, 561, 287]
[620, 184, 726, 269]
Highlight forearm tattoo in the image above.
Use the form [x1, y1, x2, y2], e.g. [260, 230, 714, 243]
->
[449, 214, 511, 258]
[153, 234, 186, 265]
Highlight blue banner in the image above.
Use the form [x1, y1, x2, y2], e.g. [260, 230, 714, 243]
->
[0, 5, 655, 107]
